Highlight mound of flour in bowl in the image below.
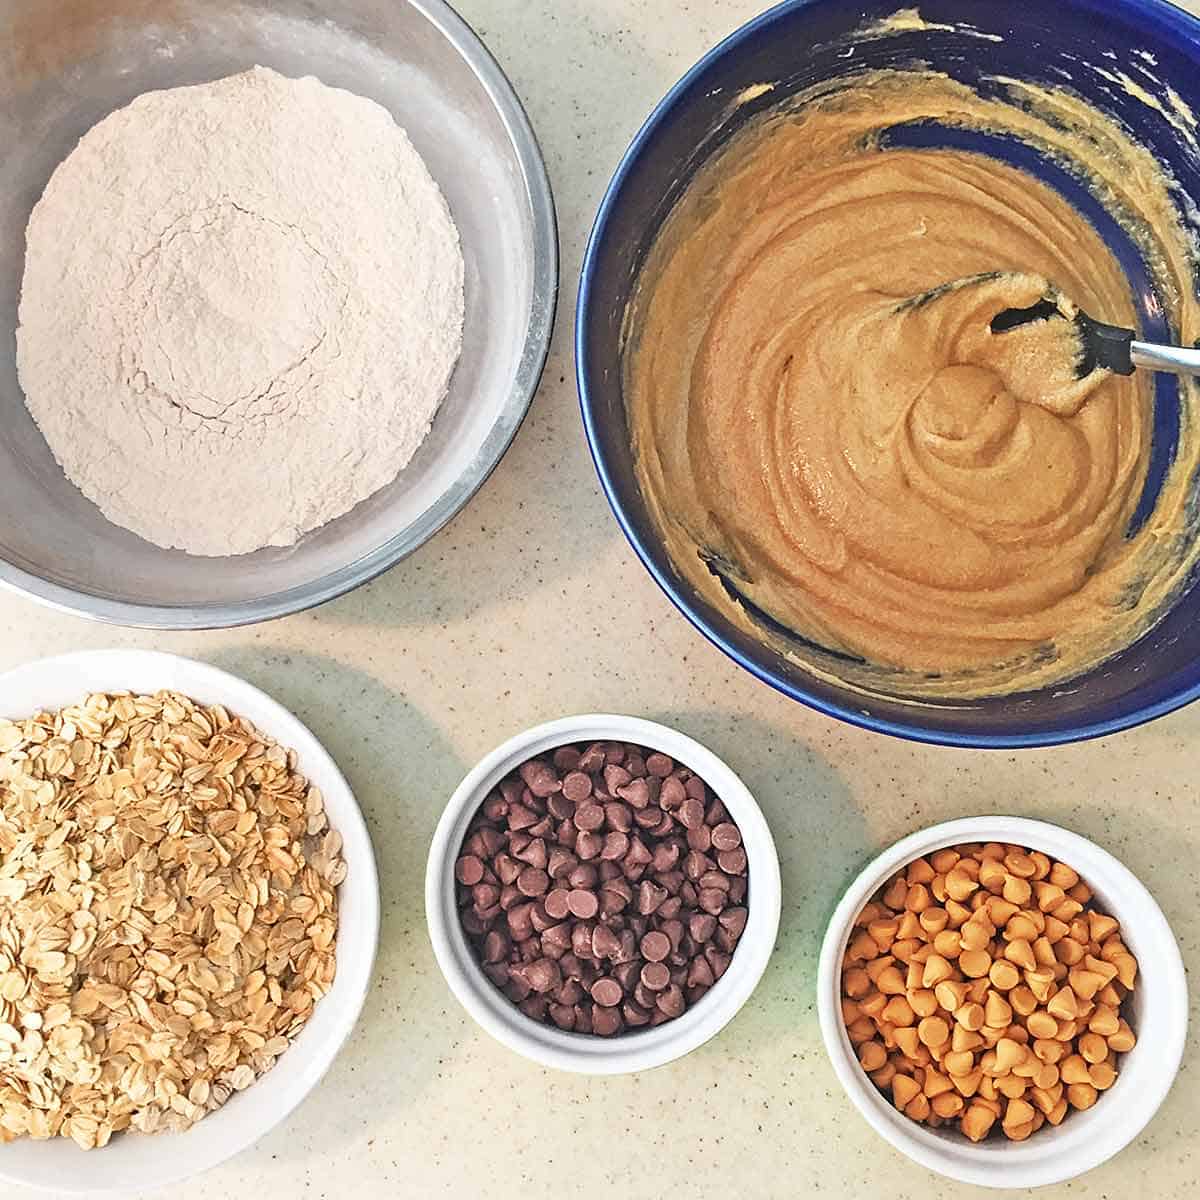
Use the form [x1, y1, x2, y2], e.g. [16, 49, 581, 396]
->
[16, 66, 464, 557]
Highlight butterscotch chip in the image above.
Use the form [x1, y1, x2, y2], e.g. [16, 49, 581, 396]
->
[918, 1015, 950, 1048]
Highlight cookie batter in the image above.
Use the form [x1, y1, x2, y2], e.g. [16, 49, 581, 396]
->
[626, 71, 1200, 698]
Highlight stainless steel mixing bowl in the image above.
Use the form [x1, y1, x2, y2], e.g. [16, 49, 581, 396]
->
[0, 0, 557, 627]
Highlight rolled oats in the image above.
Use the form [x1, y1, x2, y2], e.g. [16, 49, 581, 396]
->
[0, 691, 344, 1149]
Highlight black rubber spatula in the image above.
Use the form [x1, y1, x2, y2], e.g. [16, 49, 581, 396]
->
[992, 296, 1200, 377]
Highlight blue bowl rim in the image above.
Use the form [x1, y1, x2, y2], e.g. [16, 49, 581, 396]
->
[576, 0, 1200, 751]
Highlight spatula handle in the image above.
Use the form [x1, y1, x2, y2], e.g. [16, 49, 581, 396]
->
[1131, 341, 1200, 376]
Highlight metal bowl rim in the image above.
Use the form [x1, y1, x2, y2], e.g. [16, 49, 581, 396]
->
[0, 0, 560, 631]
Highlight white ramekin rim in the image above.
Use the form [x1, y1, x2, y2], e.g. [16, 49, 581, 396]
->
[425, 714, 782, 1074]
[816, 816, 1188, 1189]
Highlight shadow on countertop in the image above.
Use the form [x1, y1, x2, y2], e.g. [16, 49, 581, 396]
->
[204, 646, 472, 1161]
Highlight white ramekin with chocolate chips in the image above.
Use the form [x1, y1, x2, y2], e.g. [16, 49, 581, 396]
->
[425, 716, 781, 1074]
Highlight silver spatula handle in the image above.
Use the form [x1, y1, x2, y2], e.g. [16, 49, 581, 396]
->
[1131, 341, 1200, 376]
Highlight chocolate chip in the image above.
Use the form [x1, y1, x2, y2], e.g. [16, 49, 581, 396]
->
[600, 884, 630, 917]
[483, 962, 509, 988]
[640, 931, 671, 962]
[613, 960, 641, 992]
[631, 805, 662, 830]
[705, 947, 731, 979]
[524, 958, 562, 994]
[517, 867, 550, 897]
[547, 847, 576, 880]
[592, 1006, 622, 1037]
[656, 870, 684, 894]
[561, 771, 592, 802]
[568, 864, 599, 890]
[659, 776, 686, 810]
[720, 907, 748, 938]
[575, 830, 603, 860]
[687, 955, 714, 989]
[659, 919, 685, 952]
[645, 753, 674, 778]
[475, 828, 505, 857]
[601, 831, 630, 861]
[603, 764, 632, 795]
[483, 930, 509, 963]
[633, 981, 658, 1010]
[652, 841, 681, 873]
[617, 777, 652, 809]
[623, 1001, 651, 1027]
[718, 848, 748, 875]
[656, 984, 685, 1018]
[553, 746, 582, 772]
[571, 922, 595, 958]
[592, 924, 622, 961]
[705, 798, 729, 825]
[507, 902, 535, 940]
[640, 961, 671, 991]
[507, 804, 538, 832]
[519, 994, 548, 1021]
[548, 794, 575, 820]
[604, 802, 633, 831]
[711, 822, 742, 852]
[574, 802, 605, 832]
[542, 922, 573, 953]
[557, 978, 583, 1005]
[591, 978, 623, 1008]
[614, 929, 638, 965]
[455, 855, 484, 886]
[624, 837, 652, 868]
[567, 889, 599, 919]
[520, 760, 562, 798]
[637, 880, 668, 916]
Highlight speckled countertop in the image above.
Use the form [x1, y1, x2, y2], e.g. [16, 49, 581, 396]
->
[4, 1, 1198, 1197]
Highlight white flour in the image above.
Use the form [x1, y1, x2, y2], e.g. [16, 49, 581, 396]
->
[16, 66, 464, 557]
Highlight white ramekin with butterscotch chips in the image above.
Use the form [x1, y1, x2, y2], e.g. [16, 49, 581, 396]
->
[817, 817, 1187, 1189]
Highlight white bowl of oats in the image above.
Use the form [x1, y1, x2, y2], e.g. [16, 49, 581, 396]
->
[0, 650, 379, 1194]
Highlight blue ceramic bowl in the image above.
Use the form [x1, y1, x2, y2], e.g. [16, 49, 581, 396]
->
[577, 0, 1200, 749]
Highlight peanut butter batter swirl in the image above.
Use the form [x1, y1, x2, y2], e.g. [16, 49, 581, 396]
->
[627, 71, 1200, 698]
